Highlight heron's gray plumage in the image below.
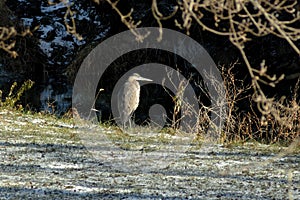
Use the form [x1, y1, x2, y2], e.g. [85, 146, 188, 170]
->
[118, 73, 152, 126]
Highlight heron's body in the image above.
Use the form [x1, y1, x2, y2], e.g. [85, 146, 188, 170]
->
[118, 73, 152, 126]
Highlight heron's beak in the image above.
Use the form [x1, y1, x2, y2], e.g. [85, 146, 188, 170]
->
[137, 77, 152, 82]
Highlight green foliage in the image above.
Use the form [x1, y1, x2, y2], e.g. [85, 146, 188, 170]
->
[0, 80, 34, 109]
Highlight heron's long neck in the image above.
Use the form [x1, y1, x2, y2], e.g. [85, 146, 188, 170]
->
[134, 81, 140, 92]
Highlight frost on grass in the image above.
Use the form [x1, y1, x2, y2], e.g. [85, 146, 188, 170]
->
[0, 108, 299, 199]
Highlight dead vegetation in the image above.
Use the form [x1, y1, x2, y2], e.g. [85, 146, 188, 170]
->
[164, 63, 299, 146]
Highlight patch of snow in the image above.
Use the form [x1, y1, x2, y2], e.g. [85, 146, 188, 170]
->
[42, 162, 83, 169]
[32, 119, 46, 124]
[4, 126, 21, 132]
[41, 2, 66, 13]
[39, 24, 55, 39]
[215, 160, 250, 169]
[56, 123, 74, 129]
[22, 135, 35, 138]
[64, 185, 96, 193]
[21, 18, 34, 27]
[39, 40, 53, 57]
[76, 9, 90, 21]
[3, 119, 27, 126]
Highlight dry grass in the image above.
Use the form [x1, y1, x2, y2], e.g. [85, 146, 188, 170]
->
[162, 63, 299, 148]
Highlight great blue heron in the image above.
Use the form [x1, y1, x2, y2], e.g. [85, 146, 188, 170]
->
[118, 73, 152, 127]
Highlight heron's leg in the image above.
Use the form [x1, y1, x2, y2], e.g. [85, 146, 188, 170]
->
[128, 118, 132, 129]
[122, 122, 126, 131]
[128, 114, 136, 129]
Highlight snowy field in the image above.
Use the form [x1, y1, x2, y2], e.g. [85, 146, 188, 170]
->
[0, 109, 299, 199]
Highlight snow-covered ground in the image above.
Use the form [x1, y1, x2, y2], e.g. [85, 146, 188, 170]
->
[0, 109, 299, 199]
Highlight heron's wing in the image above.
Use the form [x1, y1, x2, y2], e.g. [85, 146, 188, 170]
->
[118, 82, 137, 123]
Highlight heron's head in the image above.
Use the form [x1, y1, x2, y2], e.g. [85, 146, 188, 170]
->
[129, 73, 152, 82]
